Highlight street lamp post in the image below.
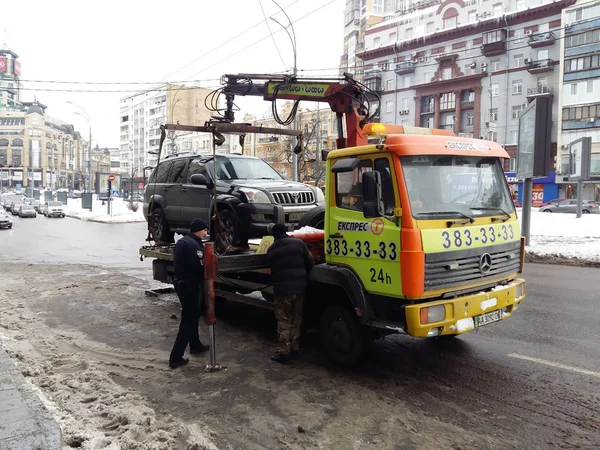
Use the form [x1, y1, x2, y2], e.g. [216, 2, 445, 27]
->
[67, 101, 92, 193]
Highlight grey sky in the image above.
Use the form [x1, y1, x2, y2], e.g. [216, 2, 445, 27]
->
[1, 0, 344, 148]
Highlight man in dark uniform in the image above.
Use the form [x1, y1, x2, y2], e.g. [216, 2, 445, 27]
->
[169, 218, 210, 369]
[266, 223, 314, 364]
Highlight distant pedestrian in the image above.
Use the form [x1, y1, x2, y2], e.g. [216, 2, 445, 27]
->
[266, 223, 314, 364]
[169, 218, 210, 369]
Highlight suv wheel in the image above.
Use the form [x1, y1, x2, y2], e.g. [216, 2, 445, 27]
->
[150, 208, 175, 244]
[298, 206, 325, 230]
[213, 209, 245, 253]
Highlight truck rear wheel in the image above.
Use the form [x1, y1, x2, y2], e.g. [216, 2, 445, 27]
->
[320, 305, 367, 367]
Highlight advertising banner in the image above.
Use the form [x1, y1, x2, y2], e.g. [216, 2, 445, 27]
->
[0, 57, 6, 73]
[12, 171, 22, 181]
[97, 173, 121, 194]
[14, 60, 21, 77]
[532, 184, 544, 207]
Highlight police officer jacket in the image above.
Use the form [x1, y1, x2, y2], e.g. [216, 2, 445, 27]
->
[173, 233, 205, 284]
[266, 236, 314, 297]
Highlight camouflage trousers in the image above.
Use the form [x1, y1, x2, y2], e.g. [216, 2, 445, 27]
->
[274, 294, 304, 355]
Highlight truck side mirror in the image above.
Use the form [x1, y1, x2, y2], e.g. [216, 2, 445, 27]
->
[362, 171, 384, 218]
[190, 174, 208, 186]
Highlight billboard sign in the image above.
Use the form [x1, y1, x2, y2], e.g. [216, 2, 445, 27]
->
[97, 173, 121, 194]
[14, 60, 21, 77]
[0, 57, 6, 73]
[516, 97, 552, 179]
[568, 137, 591, 181]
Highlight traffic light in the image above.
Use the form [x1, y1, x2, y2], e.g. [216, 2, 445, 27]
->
[107, 180, 112, 198]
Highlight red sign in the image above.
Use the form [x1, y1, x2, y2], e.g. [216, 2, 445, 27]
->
[14, 60, 21, 77]
[108, 174, 115, 181]
[0, 57, 6, 73]
[138, 182, 144, 189]
[370, 218, 385, 235]
[532, 184, 544, 207]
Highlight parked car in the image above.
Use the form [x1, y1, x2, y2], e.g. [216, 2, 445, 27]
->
[43, 201, 66, 218]
[18, 204, 37, 218]
[0, 210, 12, 229]
[143, 153, 325, 246]
[31, 200, 42, 212]
[539, 198, 568, 207]
[11, 202, 23, 215]
[539, 199, 599, 214]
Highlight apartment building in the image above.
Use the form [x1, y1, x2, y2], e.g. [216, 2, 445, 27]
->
[557, 0, 600, 200]
[341, 0, 399, 79]
[355, 0, 575, 172]
[119, 84, 240, 182]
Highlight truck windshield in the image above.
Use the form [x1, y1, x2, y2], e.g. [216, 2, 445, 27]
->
[214, 156, 283, 180]
[401, 155, 514, 219]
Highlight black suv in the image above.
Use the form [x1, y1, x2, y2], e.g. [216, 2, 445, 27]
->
[143, 153, 324, 246]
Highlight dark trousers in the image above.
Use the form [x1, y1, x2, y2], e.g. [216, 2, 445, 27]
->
[170, 281, 204, 362]
[274, 294, 303, 355]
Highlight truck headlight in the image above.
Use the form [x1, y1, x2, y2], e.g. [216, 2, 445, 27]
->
[313, 187, 325, 203]
[419, 305, 445, 324]
[239, 188, 271, 204]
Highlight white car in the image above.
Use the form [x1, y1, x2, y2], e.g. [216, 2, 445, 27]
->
[0, 211, 12, 229]
[43, 201, 66, 218]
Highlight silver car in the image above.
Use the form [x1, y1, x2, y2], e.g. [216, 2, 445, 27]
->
[0, 211, 12, 229]
[18, 204, 37, 218]
[539, 199, 599, 214]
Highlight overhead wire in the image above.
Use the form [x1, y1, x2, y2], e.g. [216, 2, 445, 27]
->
[259, 0, 288, 72]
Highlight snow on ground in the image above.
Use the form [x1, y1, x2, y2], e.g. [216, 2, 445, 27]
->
[64, 197, 145, 224]
[518, 209, 600, 261]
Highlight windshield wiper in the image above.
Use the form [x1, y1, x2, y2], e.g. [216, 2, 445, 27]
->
[414, 211, 475, 228]
[470, 207, 511, 222]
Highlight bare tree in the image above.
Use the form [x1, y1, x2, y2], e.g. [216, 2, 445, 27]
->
[277, 120, 325, 185]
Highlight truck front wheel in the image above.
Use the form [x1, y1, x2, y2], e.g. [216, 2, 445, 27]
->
[320, 305, 368, 367]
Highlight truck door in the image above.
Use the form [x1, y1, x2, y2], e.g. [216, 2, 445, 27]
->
[326, 155, 403, 297]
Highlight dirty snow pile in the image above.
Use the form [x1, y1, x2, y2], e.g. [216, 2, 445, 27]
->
[520, 210, 600, 261]
[64, 197, 145, 224]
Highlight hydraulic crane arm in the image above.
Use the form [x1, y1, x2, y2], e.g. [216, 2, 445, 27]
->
[211, 73, 380, 150]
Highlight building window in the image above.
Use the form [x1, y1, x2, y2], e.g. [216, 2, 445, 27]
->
[405, 28, 414, 39]
[489, 108, 498, 122]
[443, 15, 457, 29]
[513, 54, 524, 68]
[403, 76, 411, 88]
[442, 67, 452, 80]
[512, 105, 522, 119]
[12, 149, 22, 166]
[386, 101, 393, 113]
[424, 71, 433, 83]
[571, 83, 577, 95]
[426, 22, 434, 33]
[510, 158, 517, 171]
[373, 0, 383, 14]
[512, 80, 523, 95]
[514, 30, 523, 43]
[491, 59, 500, 71]
[389, 32, 396, 43]
[510, 130, 518, 144]
[516, 0, 525, 10]
[386, 79, 394, 91]
[488, 131, 498, 142]
[440, 93, 456, 110]
[373, 37, 381, 47]
[491, 83, 499, 96]
[467, 113, 474, 126]
[587, 80, 594, 94]
[468, 10, 476, 23]
[492, 3, 502, 16]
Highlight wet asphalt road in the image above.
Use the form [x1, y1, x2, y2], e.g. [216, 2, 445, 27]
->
[2, 214, 600, 448]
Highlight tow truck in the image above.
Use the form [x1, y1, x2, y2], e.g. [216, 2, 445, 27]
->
[140, 73, 526, 366]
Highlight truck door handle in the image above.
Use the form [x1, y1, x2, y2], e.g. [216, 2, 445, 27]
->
[162, 187, 168, 192]
[329, 233, 343, 239]
[181, 188, 187, 193]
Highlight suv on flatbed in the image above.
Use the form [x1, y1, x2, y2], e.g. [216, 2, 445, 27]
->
[143, 153, 324, 246]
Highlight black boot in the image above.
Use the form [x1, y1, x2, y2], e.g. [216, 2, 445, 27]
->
[169, 358, 189, 369]
[270, 352, 291, 364]
[190, 343, 210, 354]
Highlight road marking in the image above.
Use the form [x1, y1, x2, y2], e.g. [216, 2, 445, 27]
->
[508, 353, 600, 378]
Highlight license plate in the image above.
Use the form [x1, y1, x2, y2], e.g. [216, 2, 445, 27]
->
[474, 309, 502, 327]
[289, 213, 304, 221]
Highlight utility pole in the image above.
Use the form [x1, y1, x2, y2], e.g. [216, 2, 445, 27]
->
[315, 107, 321, 185]
[292, 114, 298, 181]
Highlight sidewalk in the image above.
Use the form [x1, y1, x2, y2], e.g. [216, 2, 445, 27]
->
[0, 348, 61, 450]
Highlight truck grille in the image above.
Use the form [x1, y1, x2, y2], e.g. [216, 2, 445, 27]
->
[272, 191, 315, 205]
[424, 241, 521, 290]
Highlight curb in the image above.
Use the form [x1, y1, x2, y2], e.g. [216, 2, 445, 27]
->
[0, 348, 62, 449]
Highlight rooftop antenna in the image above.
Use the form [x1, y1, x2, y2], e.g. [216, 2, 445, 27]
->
[270, 0, 298, 77]
[2, 28, 7, 49]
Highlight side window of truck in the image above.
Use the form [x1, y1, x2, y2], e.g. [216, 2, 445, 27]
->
[150, 161, 173, 183]
[335, 159, 373, 211]
[374, 158, 396, 214]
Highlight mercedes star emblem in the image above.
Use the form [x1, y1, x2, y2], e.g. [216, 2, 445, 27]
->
[479, 253, 492, 274]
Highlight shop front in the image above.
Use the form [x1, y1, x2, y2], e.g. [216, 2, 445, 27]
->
[505, 171, 560, 207]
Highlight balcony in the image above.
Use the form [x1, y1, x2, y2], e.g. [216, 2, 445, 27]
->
[526, 85, 553, 100]
[438, 124, 455, 130]
[421, 106, 435, 114]
[481, 29, 507, 57]
[395, 60, 415, 75]
[528, 31, 555, 48]
[526, 58, 554, 74]
[355, 42, 365, 52]
[461, 100, 475, 109]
